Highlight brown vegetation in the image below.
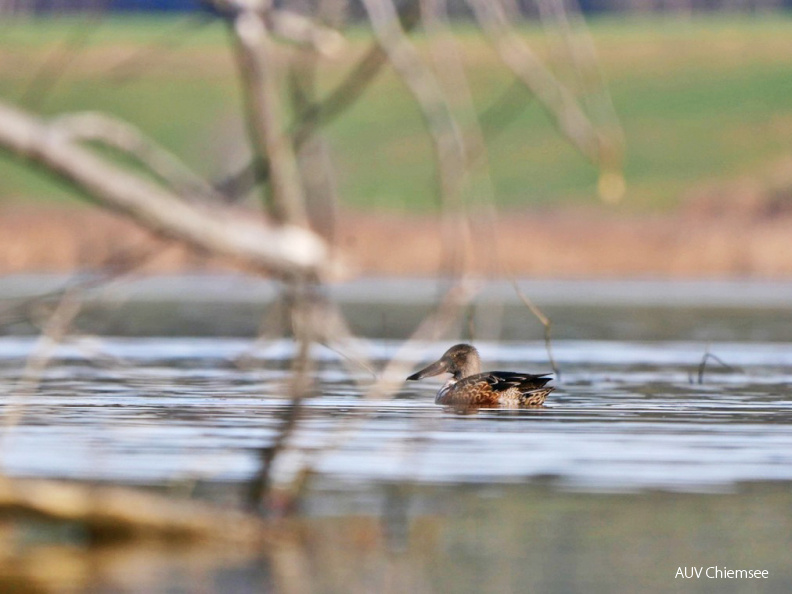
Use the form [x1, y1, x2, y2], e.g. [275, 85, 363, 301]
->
[3, 203, 792, 278]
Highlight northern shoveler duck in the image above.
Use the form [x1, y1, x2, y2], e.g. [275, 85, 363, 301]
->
[406, 343, 554, 407]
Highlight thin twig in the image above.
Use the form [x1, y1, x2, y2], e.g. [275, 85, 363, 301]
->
[512, 279, 560, 381]
[20, 14, 104, 109]
[466, 0, 614, 170]
[103, 14, 215, 83]
[52, 112, 223, 202]
[696, 347, 739, 385]
[3, 289, 82, 437]
[361, 0, 470, 276]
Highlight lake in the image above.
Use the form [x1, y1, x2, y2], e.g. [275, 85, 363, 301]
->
[0, 275, 790, 593]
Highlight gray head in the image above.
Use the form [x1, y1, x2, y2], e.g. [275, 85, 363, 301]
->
[406, 343, 482, 381]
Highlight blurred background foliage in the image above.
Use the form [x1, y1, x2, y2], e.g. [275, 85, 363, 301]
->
[1, 13, 792, 213]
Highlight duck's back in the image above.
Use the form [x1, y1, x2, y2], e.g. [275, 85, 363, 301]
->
[436, 371, 553, 406]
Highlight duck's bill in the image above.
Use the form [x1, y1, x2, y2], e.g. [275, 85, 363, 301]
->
[407, 359, 448, 381]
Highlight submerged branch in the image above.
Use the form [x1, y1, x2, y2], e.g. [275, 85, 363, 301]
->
[696, 348, 740, 384]
[0, 476, 269, 545]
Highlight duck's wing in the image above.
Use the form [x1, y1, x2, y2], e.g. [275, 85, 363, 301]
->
[479, 371, 553, 393]
[437, 372, 554, 406]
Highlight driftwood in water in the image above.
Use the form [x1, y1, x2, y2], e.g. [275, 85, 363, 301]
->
[0, 476, 270, 545]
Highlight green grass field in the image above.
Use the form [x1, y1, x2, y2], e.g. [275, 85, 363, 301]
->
[2, 14, 792, 212]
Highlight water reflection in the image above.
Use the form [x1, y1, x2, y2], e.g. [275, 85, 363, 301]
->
[1, 483, 790, 593]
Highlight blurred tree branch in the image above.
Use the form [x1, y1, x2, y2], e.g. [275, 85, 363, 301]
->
[214, 0, 421, 202]
[467, 0, 623, 178]
[52, 111, 224, 202]
[1, 0, 626, 514]
[0, 476, 268, 544]
[228, 2, 310, 226]
[362, 0, 470, 276]
[0, 102, 334, 279]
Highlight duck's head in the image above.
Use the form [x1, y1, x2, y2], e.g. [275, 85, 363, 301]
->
[406, 343, 482, 381]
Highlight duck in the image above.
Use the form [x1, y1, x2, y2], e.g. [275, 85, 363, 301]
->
[406, 343, 554, 407]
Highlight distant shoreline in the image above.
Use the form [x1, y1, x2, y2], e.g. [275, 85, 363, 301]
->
[2, 204, 792, 278]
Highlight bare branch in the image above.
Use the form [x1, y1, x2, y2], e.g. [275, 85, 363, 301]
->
[361, 0, 470, 274]
[421, 0, 502, 276]
[228, 4, 310, 226]
[215, 0, 421, 202]
[262, 280, 475, 505]
[467, 0, 620, 175]
[512, 280, 561, 381]
[20, 15, 103, 110]
[3, 289, 82, 434]
[696, 346, 740, 384]
[289, 38, 339, 243]
[291, 0, 420, 145]
[52, 111, 224, 202]
[267, 9, 345, 57]
[0, 102, 335, 279]
[0, 476, 268, 544]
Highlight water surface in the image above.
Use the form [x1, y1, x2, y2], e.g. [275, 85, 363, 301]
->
[1, 278, 791, 592]
[1, 337, 790, 495]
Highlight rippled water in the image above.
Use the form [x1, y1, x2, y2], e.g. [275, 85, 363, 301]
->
[2, 278, 792, 592]
[1, 337, 790, 496]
